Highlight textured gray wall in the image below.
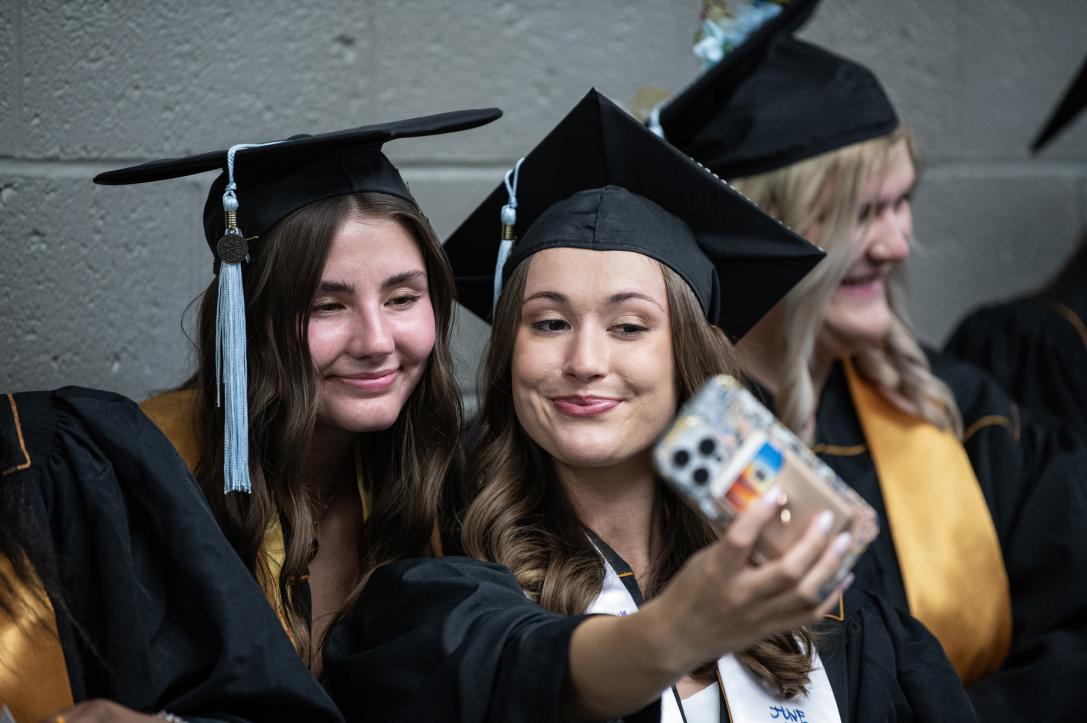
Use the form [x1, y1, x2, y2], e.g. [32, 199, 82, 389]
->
[2, 1, 1085, 402]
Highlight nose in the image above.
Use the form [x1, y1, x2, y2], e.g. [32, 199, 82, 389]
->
[868, 204, 911, 262]
[563, 327, 608, 383]
[345, 305, 395, 359]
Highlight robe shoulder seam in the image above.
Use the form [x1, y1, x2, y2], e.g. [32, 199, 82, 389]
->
[1050, 300, 1087, 353]
[963, 407, 1020, 443]
[811, 442, 867, 457]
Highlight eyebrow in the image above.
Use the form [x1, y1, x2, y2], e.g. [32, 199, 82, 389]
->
[318, 279, 355, 294]
[522, 289, 665, 311]
[317, 270, 427, 295]
[382, 269, 427, 289]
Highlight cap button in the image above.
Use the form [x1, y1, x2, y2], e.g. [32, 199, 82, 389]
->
[217, 231, 249, 264]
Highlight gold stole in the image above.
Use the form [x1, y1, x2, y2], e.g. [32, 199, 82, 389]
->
[257, 442, 375, 640]
[0, 557, 75, 720]
[1, 394, 74, 719]
[843, 360, 1012, 684]
[140, 390, 444, 640]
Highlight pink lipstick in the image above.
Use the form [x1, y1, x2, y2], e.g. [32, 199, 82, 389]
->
[336, 369, 398, 393]
[551, 395, 621, 418]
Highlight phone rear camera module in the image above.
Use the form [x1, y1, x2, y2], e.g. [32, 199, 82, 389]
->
[693, 467, 710, 485]
[673, 449, 690, 467]
[698, 438, 716, 456]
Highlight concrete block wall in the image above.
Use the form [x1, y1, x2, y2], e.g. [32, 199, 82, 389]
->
[2, 0, 1085, 402]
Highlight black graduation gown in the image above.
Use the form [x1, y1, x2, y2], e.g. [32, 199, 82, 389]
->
[323, 556, 976, 722]
[813, 353, 1087, 722]
[944, 255, 1087, 443]
[0, 387, 343, 723]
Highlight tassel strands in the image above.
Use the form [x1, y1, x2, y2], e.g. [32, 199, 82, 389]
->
[214, 141, 282, 494]
[493, 157, 525, 311]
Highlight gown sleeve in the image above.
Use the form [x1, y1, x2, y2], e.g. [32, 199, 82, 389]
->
[8, 387, 343, 723]
[930, 355, 1087, 721]
[323, 556, 594, 723]
[325, 558, 979, 722]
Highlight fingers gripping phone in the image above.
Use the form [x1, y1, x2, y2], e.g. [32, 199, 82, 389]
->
[654, 375, 879, 590]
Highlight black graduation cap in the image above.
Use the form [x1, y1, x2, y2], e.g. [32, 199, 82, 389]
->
[443, 89, 824, 340]
[94, 108, 503, 258]
[93, 108, 502, 495]
[1031, 55, 1087, 153]
[657, 0, 898, 179]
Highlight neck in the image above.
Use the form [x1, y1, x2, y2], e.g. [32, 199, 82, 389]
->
[557, 451, 659, 582]
[808, 345, 838, 405]
[305, 424, 356, 502]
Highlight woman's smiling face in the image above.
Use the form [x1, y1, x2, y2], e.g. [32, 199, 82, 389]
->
[308, 215, 436, 434]
[817, 139, 915, 359]
[511, 247, 678, 470]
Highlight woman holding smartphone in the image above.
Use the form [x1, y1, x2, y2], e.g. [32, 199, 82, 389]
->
[93, 108, 500, 672]
[323, 91, 975, 723]
[654, 2, 1087, 718]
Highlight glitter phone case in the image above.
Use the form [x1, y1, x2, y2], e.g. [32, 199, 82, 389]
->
[654, 375, 879, 588]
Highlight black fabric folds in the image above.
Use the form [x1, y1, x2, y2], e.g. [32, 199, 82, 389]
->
[813, 352, 1087, 722]
[323, 557, 587, 723]
[325, 557, 975, 722]
[1, 387, 342, 722]
[945, 254, 1087, 443]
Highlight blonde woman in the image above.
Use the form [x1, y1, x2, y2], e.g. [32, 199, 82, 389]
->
[657, 5, 1087, 720]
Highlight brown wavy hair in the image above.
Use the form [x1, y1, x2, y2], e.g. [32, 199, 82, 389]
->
[462, 257, 815, 698]
[185, 192, 461, 666]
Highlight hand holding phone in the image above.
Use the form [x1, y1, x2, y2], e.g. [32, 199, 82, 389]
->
[654, 375, 878, 591]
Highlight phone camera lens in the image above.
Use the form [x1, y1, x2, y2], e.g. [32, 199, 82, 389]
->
[698, 438, 716, 455]
[693, 467, 710, 485]
[673, 449, 690, 467]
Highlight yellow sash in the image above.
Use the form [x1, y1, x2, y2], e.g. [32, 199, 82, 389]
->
[140, 391, 442, 636]
[0, 557, 75, 721]
[1, 394, 75, 719]
[843, 360, 1011, 684]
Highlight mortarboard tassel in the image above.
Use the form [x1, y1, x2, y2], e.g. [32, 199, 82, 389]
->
[215, 142, 280, 494]
[647, 103, 666, 138]
[493, 157, 525, 311]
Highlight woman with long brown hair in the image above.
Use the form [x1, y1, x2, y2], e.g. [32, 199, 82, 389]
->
[94, 109, 501, 671]
[656, 2, 1087, 719]
[323, 90, 974, 723]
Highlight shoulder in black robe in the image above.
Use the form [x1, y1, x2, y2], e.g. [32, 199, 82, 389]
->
[323, 556, 976, 722]
[0, 387, 342, 722]
[945, 255, 1087, 443]
[814, 352, 1087, 722]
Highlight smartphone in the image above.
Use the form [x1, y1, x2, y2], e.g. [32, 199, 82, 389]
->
[653, 375, 878, 588]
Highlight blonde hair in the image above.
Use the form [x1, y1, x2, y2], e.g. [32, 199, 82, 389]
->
[732, 127, 962, 439]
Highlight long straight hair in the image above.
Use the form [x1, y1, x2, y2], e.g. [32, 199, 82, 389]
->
[186, 192, 461, 666]
[462, 258, 815, 698]
[732, 127, 962, 439]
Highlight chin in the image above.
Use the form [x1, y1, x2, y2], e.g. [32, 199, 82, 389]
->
[822, 302, 897, 356]
[545, 432, 644, 470]
[319, 398, 409, 433]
